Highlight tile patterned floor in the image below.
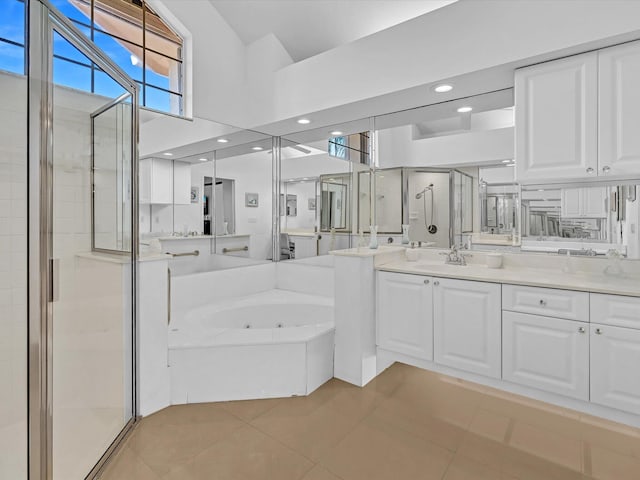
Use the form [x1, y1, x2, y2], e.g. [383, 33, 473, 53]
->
[99, 363, 640, 480]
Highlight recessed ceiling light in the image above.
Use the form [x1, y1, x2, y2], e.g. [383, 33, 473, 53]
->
[330, 131, 343, 136]
[297, 118, 311, 125]
[434, 84, 453, 93]
[199, 158, 208, 162]
[252, 146, 263, 151]
[217, 138, 229, 143]
[457, 106, 473, 113]
[163, 152, 173, 156]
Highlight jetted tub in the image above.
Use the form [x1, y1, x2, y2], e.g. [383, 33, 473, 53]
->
[168, 288, 335, 404]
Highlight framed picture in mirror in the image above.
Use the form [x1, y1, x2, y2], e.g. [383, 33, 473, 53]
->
[245, 192, 259, 207]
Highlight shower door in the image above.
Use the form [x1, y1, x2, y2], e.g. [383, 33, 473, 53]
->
[29, 2, 138, 479]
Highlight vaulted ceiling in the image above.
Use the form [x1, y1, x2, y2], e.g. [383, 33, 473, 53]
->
[209, 0, 457, 62]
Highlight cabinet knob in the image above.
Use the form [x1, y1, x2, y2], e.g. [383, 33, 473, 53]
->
[424, 279, 430, 285]
[595, 328, 603, 335]
[602, 166, 611, 174]
[586, 167, 594, 174]
[433, 280, 440, 286]
[539, 299, 547, 306]
[578, 327, 585, 333]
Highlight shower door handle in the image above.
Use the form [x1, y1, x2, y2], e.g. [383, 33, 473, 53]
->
[50, 258, 60, 302]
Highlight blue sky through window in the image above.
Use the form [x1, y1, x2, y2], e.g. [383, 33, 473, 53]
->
[0, 0, 25, 75]
[0, 0, 180, 113]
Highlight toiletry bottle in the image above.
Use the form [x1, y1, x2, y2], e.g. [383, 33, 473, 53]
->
[562, 250, 573, 274]
[369, 225, 378, 249]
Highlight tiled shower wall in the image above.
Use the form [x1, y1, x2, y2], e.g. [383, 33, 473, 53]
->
[0, 72, 28, 479]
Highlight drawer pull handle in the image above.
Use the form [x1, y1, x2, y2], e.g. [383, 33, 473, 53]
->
[434, 280, 440, 286]
[424, 279, 430, 285]
[586, 167, 594, 174]
[539, 299, 547, 307]
[595, 328, 603, 335]
[578, 327, 585, 333]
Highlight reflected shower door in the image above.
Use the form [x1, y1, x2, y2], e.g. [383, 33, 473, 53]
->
[50, 24, 136, 480]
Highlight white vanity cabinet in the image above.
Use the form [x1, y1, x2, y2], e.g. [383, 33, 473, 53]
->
[376, 271, 433, 360]
[599, 40, 640, 176]
[560, 187, 608, 218]
[515, 52, 598, 182]
[503, 311, 589, 400]
[433, 278, 502, 379]
[590, 293, 640, 415]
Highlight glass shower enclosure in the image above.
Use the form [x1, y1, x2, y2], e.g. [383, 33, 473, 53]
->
[26, 1, 139, 479]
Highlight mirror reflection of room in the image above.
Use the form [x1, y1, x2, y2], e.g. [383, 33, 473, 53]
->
[279, 127, 371, 260]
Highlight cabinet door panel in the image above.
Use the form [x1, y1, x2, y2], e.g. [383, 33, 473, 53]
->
[503, 312, 589, 400]
[591, 323, 640, 415]
[599, 40, 640, 176]
[581, 187, 608, 218]
[150, 159, 173, 204]
[515, 52, 598, 182]
[173, 161, 191, 205]
[433, 278, 501, 378]
[377, 272, 433, 360]
[561, 188, 582, 218]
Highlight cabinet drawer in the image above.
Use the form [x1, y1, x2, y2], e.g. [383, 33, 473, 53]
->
[503, 311, 589, 401]
[591, 294, 640, 329]
[502, 284, 589, 321]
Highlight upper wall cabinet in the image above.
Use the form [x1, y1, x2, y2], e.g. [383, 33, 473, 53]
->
[599, 40, 640, 176]
[516, 41, 640, 182]
[140, 159, 190, 205]
[515, 52, 598, 182]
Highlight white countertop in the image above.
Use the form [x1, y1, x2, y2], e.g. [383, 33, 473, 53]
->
[330, 246, 406, 257]
[156, 234, 250, 241]
[377, 260, 640, 297]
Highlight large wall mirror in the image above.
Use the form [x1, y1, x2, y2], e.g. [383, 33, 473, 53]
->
[279, 119, 372, 260]
[372, 89, 515, 248]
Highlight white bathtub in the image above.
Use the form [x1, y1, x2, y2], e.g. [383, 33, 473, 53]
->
[168, 288, 335, 404]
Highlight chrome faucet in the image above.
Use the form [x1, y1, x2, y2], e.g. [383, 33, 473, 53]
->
[439, 245, 472, 266]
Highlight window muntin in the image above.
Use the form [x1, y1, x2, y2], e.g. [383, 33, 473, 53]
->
[0, 0, 184, 115]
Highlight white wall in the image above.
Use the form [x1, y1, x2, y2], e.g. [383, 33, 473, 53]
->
[270, 0, 640, 128]
[378, 125, 514, 169]
[283, 181, 317, 231]
[215, 151, 273, 259]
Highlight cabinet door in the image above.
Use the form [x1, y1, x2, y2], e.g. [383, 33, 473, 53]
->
[433, 278, 501, 378]
[150, 159, 173, 204]
[503, 312, 589, 400]
[591, 323, 640, 415]
[173, 161, 191, 205]
[139, 158, 151, 204]
[515, 52, 598, 182]
[581, 186, 608, 218]
[377, 272, 433, 360]
[599, 40, 640, 176]
[560, 188, 582, 218]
